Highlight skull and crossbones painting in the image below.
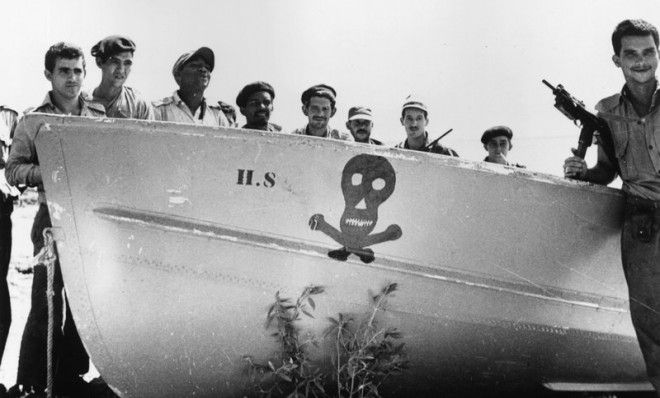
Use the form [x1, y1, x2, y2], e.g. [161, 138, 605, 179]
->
[309, 154, 402, 263]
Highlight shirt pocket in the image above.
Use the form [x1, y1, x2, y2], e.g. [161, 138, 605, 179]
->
[612, 126, 637, 180]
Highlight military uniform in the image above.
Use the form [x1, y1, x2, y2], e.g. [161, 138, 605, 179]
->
[395, 132, 458, 156]
[153, 91, 230, 126]
[483, 156, 525, 168]
[6, 92, 105, 392]
[0, 106, 17, 367]
[594, 84, 660, 391]
[243, 122, 282, 132]
[291, 126, 352, 141]
[91, 86, 154, 119]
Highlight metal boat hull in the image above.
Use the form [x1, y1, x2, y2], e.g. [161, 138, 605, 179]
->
[26, 114, 649, 396]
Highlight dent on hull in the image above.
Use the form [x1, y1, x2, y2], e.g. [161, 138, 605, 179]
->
[26, 114, 651, 396]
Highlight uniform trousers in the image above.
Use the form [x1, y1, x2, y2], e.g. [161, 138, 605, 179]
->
[0, 195, 13, 366]
[622, 195, 660, 394]
[16, 203, 88, 392]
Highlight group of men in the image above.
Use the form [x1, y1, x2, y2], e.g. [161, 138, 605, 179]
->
[2, 16, 660, 398]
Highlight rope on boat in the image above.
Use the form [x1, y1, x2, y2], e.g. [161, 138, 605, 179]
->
[37, 228, 57, 398]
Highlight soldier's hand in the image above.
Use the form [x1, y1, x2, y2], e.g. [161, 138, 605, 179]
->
[563, 149, 587, 179]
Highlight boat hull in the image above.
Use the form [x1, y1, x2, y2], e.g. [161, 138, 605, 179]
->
[27, 114, 649, 396]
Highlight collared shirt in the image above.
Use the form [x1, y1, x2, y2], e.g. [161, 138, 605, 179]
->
[395, 132, 459, 156]
[483, 156, 525, 168]
[92, 86, 154, 120]
[290, 125, 352, 141]
[6, 92, 106, 203]
[152, 91, 229, 127]
[242, 122, 283, 132]
[596, 82, 660, 200]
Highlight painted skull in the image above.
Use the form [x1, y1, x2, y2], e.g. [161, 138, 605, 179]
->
[339, 154, 396, 239]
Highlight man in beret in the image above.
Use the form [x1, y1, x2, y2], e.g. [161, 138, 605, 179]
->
[345, 106, 382, 145]
[153, 47, 229, 126]
[481, 125, 525, 167]
[291, 84, 351, 140]
[395, 96, 458, 156]
[236, 81, 282, 132]
[90, 35, 153, 119]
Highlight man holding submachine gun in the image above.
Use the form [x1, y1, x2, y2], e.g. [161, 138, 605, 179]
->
[550, 19, 660, 395]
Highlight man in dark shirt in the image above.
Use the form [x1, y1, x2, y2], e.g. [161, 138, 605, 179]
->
[395, 96, 458, 156]
[236, 81, 282, 132]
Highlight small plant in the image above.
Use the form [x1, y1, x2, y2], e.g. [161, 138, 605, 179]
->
[244, 285, 327, 398]
[325, 283, 408, 398]
[245, 283, 407, 398]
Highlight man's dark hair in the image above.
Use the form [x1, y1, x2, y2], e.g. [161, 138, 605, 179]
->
[44, 42, 86, 73]
[612, 19, 659, 55]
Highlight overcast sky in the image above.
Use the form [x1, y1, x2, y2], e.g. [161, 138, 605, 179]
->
[0, 0, 657, 178]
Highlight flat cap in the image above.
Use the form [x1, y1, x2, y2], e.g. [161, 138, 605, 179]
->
[91, 35, 136, 59]
[301, 84, 336, 105]
[347, 106, 373, 121]
[172, 47, 214, 77]
[236, 81, 275, 108]
[401, 95, 427, 115]
[481, 125, 513, 144]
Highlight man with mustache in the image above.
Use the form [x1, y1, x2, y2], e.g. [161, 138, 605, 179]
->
[563, 19, 660, 394]
[153, 47, 230, 126]
[236, 81, 282, 132]
[5, 42, 105, 397]
[345, 106, 382, 145]
[90, 35, 153, 119]
[481, 125, 524, 167]
[395, 96, 458, 156]
[291, 84, 351, 140]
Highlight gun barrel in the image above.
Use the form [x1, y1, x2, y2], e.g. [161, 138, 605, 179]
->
[542, 79, 556, 90]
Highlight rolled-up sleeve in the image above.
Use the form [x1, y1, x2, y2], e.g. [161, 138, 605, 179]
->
[5, 120, 41, 188]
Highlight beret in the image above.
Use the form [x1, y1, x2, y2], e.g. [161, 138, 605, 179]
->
[301, 84, 336, 105]
[348, 106, 373, 121]
[91, 35, 136, 59]
[481, 125, 513, 144]
[236, 81, 275, 108]
[172, 47, 214, 77]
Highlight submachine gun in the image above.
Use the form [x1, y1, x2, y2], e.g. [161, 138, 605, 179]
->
[542, 80, 617, 167]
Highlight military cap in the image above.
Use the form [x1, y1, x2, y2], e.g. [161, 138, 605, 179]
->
[347, 106, 373, 121]
[481, 125, 513, 144]
[401, 95, 428, 115]
[301, 84, 336, 105]
[236, 81, 275, 108]
[172, 47, 214, 77]
[91, 35, 136, 59]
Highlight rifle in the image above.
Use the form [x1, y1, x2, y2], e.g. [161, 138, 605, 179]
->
[425, 128, 453, 150]
[542, 80, 617, 167]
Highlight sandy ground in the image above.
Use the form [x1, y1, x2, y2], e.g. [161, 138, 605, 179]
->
[0, 201, 100, 387]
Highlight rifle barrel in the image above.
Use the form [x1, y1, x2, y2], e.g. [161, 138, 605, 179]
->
[542, 79, 555, 90]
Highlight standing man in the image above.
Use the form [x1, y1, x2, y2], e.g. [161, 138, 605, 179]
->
[0, 106, 18, 371]
[563, 19, 660, 393]
[90, 35, 153, 119]
[236, 81, 282, 132]
[395, 96, 458, 156]
[5, 42, 105, 397]
[345, 106, 382, 145]
[153, 47, 230, 126]
[291, 84, 351, 140]
[481, 125, 525, 167]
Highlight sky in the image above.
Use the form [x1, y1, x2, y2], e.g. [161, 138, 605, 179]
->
[0, 0, 657, 179]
